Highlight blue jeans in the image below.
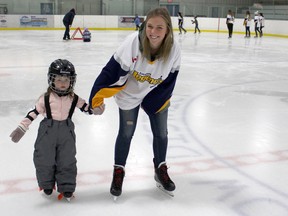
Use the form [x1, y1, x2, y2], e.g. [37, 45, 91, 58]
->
[114, 105, 168, 168]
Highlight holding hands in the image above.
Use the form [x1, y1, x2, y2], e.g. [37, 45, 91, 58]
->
[93, 104, 105, 115]
[81, 103, 105, 115]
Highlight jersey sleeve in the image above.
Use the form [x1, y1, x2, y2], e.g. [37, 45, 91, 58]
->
[88, 56, 129, 108]
[89, 33, 139, 108]
[141, 43, 181, 114]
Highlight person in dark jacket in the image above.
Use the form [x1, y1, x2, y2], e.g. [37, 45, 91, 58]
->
[63, 8, 76, 40]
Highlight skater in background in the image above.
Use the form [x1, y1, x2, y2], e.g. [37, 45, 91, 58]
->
[226, 10, 234, 38]
[83, 27, 91, 42]
[191, 16, 200, 34]
[134, 14, 141, 31]
[259, 13, 265, 37]
[63, 8, 76, 40]
[10, 59, 93, 201]
[89, 7, 180, 198]
[243, 10, 251, 38]
[254, 11, 261, 37]
[178, 12, 187, 34]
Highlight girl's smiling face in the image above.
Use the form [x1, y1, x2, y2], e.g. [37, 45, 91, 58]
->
[145, 16, 168, 51]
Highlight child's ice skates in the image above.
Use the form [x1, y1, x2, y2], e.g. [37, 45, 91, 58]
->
[43, 189, 53, 196]
[40, 187, 54, 197]
[58, 192, 74, 202]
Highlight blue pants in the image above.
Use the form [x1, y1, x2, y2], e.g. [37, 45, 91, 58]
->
[114, 106, 168, 168]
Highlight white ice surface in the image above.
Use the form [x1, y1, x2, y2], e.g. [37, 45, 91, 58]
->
[1, 30, 288, 216]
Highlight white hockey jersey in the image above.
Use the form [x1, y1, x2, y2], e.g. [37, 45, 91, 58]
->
[89, 32, 181, 114]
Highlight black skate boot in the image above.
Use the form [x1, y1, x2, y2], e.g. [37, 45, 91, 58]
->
[64, 192, 73, 201]
[43, 189, 53, 196]
[110, 165, 125, 200]
[154, 162, 175, 196]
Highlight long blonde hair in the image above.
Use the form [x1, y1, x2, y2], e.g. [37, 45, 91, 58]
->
[139, 7, 174, 62]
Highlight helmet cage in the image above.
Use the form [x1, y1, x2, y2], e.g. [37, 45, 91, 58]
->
[48, 73, 77, 96]
[47, 59, 77, 96]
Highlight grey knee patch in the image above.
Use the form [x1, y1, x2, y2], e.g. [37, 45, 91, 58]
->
[126, 120, 133, 125]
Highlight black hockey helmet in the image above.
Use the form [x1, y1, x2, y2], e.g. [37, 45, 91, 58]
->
[48, 59, 77, 96]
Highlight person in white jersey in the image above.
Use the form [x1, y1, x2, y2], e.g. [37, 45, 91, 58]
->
[226, 9, 235, 38]
[89, 7, 181, 199]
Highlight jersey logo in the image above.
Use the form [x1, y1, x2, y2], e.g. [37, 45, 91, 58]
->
[132, 71, 163, 85]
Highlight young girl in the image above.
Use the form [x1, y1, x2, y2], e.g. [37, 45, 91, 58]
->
[89, 7, 181, 199]
[10, 59, 93, 201]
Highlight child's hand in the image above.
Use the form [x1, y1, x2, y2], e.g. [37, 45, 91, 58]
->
[87, 105, 94, 115]
[80, 103, 93, 115]
[10, 125, 27, 143]
[93, 104, 105, 115]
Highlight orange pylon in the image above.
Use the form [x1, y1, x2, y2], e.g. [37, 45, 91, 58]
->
[71, 27, 83, 40]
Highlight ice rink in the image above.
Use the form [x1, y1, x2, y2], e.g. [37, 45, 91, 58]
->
[1, 29, 288, 216]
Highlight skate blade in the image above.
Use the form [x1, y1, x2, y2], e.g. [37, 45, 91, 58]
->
[156, 182, 174, 197]
[57, 193, 74, 202]
[39, 188, 54, 198]
[41, 193, 53, 199]
[111, 194, 120, 201]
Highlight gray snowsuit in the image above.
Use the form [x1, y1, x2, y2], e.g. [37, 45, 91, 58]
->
[33, 94, 78, 193]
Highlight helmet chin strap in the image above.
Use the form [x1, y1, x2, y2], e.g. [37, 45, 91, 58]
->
[55, 91, 70, 97]
[50, 85, 72, 97]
